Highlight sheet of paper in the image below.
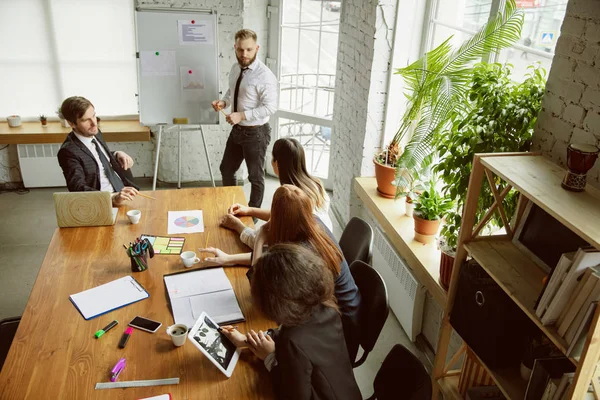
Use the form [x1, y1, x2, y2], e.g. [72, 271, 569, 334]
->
[168, 210, 204, 234]
[190, 289, 244, 324]
[180, 66, 205, 103]
[164, 268, 232, 299]
[140, 50, 177, 77]
[171, 297, 196, 328]
[178, 20, 213, 45]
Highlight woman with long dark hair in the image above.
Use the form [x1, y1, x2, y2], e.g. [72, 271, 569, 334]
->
[220, 244, 361, 400]
[220, 137, 332, 247]
[201, 185, 361, 358]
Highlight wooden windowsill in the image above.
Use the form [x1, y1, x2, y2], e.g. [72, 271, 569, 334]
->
[0, 120, 151, 144]
[354, 177, 447, 306]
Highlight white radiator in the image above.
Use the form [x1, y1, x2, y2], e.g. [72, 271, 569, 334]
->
[17, 144, 66, 188]
[372, 227, 425, 341]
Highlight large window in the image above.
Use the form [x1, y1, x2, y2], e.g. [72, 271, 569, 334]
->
[424, 0, 568, 80]
[0, 0, 138, 119]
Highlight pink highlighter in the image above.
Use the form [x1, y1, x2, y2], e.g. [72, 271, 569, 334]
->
[118, 327, 133, 349]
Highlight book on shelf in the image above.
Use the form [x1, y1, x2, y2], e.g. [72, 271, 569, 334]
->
[557, 267, 598, 336]
[566, 301, 598, 358]
[525, 357, 576, 400]
[536, 252, 577, 318]
[553, 372, 574, 400]
[564, 272, 600, 343]
[541, 248, 600, 326]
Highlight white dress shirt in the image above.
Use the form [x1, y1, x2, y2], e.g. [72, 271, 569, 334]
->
[73, 132, 121, 192]
[221, 58, 278, 127]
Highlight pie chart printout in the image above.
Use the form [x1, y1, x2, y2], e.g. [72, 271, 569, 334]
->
[168, 210, 204, 234]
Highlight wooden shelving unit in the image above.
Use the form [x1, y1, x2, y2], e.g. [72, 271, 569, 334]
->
[432, 153, 600, 400]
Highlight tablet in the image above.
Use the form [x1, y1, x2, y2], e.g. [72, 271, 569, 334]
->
[188, 312, 241, 378]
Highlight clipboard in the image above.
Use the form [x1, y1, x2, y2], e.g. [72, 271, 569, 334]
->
[69, 275, 149, 320]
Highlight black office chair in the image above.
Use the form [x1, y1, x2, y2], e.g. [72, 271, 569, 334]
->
[339, 217, 373, 265]
[0, 316, 21, 371]
[350, 260, 388, 368]
[366, 344, 432, 400]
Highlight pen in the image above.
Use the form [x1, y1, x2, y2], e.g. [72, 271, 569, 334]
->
[95, 320, 119, 339]
[118, 327, 133, 349]
[110, 358, 126, 382]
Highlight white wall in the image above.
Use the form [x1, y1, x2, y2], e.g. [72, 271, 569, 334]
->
[532, 0, 600, 188]
[0, 0, 269, 185]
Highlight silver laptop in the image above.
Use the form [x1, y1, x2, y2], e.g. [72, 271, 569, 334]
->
[53, 191, 118, 228]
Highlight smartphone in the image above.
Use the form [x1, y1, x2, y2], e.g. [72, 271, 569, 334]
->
[128, 316, 162, 333]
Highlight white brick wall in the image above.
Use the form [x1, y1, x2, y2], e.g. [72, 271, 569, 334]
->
[532, 0, 600, 188]
[0, 0, 268, 185]
[331, 0, 398, 225]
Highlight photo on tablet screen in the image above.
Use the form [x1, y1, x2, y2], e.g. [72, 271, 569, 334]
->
[192, 315, 236, 370]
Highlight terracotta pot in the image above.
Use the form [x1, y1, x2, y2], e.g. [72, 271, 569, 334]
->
[373, 158, 396, 198]
[439, 250, 455, 291]
[413, 214, 440, 244]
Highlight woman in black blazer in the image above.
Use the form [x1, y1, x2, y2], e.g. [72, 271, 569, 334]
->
[221, 244, 361, 400]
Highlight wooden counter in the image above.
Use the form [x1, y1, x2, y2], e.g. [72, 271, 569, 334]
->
[354, 177, 447, 306]
[0, 120, 151, 144]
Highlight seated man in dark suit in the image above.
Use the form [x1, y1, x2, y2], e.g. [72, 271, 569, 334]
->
[57, 96, 139, 205]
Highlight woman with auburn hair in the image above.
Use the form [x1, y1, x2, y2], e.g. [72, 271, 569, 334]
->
[201, 184, 361, 359]
[220, 244, 361, 400]
[219, 137, 333, 247]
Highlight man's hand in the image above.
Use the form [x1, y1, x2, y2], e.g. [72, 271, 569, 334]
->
[113, 187, 139, 205]
[212, 100, 226, 112]
[226, 112, 245, 126]
[114, 151, 134, 170]
[199, 247, 233, 266]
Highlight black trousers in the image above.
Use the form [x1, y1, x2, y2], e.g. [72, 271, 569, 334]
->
[219, 123, 271, 208]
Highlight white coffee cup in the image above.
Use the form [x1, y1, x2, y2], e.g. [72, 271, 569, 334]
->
[126, 210, 141, 224]
[7, 115, 21, 127]
[167, 323, 188, 347]
[181, 251, 200, 268]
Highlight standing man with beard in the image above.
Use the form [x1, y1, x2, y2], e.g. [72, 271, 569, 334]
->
[212, 29, 278, 209]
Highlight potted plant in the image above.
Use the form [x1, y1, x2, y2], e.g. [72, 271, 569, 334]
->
[395, 154, 433, 217]
[380, 0, 524, 198]
[434, 62, 546, 289]
[39, 114, 47, 126]
[56, 107, 70, 128]
[412, 180, 453, 244]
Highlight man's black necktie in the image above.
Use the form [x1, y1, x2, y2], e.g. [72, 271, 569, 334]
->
[92, 139, 124, 192]
[233, 67, 249, 113]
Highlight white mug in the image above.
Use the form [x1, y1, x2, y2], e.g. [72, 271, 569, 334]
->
[167, 323, 188, 347]
[7, 115, 21, 127]
[126, 210, 141, 224]
[181, 251, 200, 268]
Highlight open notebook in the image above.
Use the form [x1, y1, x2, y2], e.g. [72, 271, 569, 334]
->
[70, 276, 149, 320]
[163, 268, 245, 327]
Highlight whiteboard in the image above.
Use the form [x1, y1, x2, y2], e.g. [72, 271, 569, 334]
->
[135, 9, 219, 125]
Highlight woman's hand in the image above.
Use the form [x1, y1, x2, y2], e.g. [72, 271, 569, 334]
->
[198, 247, 232, 266]
[246, 330, 275, 361]
[220, 326, 248, 348]
[228, 203, 251, 216]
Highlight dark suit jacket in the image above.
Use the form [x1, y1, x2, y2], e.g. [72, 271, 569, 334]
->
[57, 131, 138, 192]
[271, 305, 361, 400]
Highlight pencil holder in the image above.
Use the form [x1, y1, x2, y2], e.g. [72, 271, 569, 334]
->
[127, 237, 155, 272]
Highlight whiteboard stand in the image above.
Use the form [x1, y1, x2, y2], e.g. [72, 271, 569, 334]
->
[152, 125, 216, 191]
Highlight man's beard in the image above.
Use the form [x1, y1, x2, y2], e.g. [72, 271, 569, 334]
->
[237, 53, 256, 68]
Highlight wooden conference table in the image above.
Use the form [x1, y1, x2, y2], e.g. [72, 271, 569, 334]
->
[0, 187, 274, 399]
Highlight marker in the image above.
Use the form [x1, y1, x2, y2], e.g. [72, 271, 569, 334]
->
[118, 327, 133, 349]
[95, 320, 119, 339]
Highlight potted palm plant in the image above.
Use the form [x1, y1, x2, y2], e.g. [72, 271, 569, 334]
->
[381, 0, 524, 197]
[434, 61, 546, 290]
[413, 180, 453, 244]
[395, 154, 433, 217]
